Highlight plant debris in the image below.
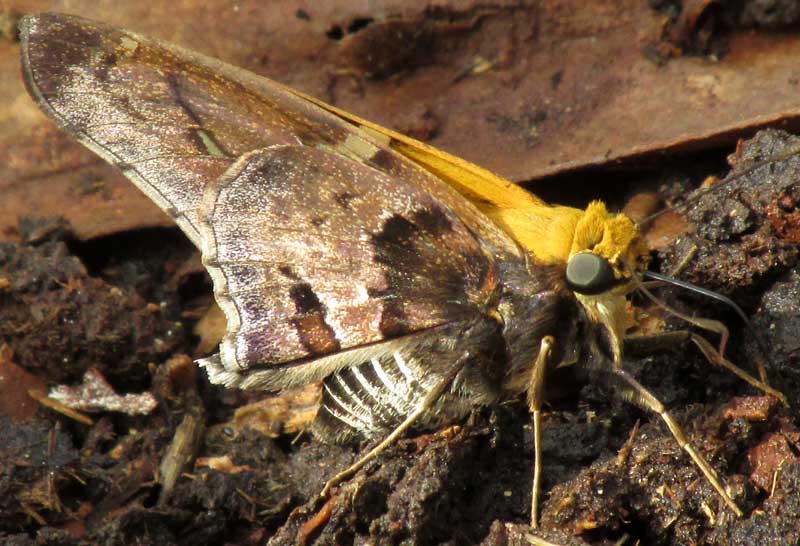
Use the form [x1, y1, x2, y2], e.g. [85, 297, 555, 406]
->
[48, 368, 158, 416]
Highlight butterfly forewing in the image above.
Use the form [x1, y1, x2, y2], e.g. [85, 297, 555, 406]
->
[20, 14, 375, 246]
[21, 14, 519, 250]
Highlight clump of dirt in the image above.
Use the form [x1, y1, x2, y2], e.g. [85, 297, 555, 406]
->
[0, 223, 187, 388]
[662, 129, 800, 300]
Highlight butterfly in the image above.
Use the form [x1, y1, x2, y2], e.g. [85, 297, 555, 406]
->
[19, 12, 783, 528]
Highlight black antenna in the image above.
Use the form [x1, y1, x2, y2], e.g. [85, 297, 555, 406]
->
[642, 270, 774, 374]
[643, 271, 750, 324]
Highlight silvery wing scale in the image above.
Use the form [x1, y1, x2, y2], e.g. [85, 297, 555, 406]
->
[20, 13, 563, 442]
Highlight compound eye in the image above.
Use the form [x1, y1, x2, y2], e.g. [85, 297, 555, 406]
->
[566, 252, 616, 295]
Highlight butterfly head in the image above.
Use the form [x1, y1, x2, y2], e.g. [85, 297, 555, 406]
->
[562, 201, 649, 365]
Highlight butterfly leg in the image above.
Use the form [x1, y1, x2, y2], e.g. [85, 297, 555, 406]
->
[626, 331, 786, 405]
[527, 335, 555, 528]
[319, 352, 470, 499]
[660, 260, 776, 384]
[688, 333, 786, 405]
[685, 315, 769, 385]
[608, 367, 744, 517]
[669, 244, 698, 276]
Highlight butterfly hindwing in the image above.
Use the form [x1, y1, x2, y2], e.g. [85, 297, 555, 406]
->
[198, 145, 504, 389]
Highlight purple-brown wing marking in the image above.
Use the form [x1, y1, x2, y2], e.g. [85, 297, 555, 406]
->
[20, 13, 529, 393]
[198, 145, 501, 389]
